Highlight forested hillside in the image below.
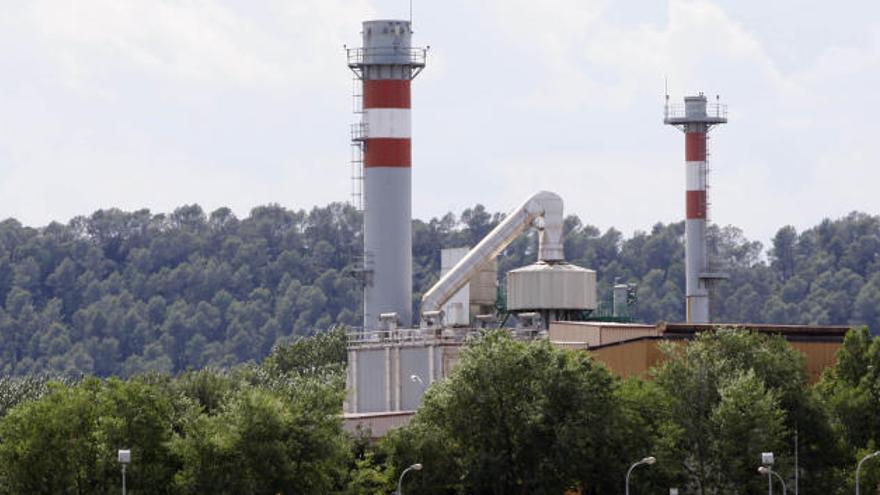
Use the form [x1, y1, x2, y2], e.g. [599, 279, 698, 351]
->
[0, 202, 876, 376]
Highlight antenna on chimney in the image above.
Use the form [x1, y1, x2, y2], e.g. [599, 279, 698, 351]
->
[664, 76, 670, 120]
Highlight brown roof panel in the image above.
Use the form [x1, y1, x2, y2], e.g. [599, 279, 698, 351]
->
[658, 322, 851, 339]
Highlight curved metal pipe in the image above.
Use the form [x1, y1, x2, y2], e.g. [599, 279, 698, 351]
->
[420, 191, 565, 315]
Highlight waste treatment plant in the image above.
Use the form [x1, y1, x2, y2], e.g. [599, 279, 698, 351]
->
[342, 18, 851, 437]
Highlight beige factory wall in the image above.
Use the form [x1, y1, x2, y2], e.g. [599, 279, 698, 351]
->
[790, 341, 841, 383]
[589, 338, 841, 384]
[343, 411, 415, 439]
[419, 331, 841, 384]
[549, 321, 658, 347]
[589, 340, 667, 379]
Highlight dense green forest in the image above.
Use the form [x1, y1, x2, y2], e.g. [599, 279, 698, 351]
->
[0, 202, 877, 376]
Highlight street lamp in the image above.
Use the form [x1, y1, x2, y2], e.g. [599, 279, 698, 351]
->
[118, 449, 131, 495]
[410, 374, 425, 389]
[762, 452, 775, 495]
[856, 451, 880, 495]
[397, 462, 423, 495]
[625, 456, 656, 495]
[759, 466, 787, 494]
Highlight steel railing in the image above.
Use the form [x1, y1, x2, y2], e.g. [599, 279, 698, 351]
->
[346, 47, 427, 67]
[664, 103, 728, 121]
[346, 326, 542, 347]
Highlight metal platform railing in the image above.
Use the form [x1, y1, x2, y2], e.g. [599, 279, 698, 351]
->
[346, 47, 427, 68]
[347, 328, 457, 346]
[346, 326, 541, 347]
[664, 103, 728, 121]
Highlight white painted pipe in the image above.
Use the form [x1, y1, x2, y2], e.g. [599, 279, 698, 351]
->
[420, 191, 565, 315]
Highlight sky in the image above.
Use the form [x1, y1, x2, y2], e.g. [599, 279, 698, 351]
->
[0, 0, 878, 246]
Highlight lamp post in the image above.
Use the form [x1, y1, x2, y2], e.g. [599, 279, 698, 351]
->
[759, 466, 787, 494]
[625, 456, 656, 495]
[397, 462, 423, 495]
[410, 374, 425, 390]
[118, 449, 131, 495]
[762, 452, 775, 495]
[856, 451, 880, 495]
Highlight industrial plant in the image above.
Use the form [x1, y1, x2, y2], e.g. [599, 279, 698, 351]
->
[342, 19, 849, 436]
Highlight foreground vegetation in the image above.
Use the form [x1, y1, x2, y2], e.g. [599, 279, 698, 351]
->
[0, 327, 878, 494]
[0, 202, 876, 375]
[382, 328, 876, 495]
[0, 330, 349, 494]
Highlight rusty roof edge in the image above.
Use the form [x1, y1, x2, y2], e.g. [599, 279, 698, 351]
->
[586, 329, 848, 352]
[661, 323, 852, 336]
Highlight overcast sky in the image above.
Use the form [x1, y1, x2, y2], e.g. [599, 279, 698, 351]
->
[1, 0, 878, 246]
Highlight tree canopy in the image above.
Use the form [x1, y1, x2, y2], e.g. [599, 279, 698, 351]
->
[650, 330, 842, 494]
[0, 326, 875, 494]
[0, 203, 876, 376]
[0, 330, 351, 495]
[377, 328, 872, 495]
[384, 330, 623, 495]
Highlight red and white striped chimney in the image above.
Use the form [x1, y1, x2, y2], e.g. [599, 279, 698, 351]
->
[665, 93, 727, 323]
[349, 21, 426, 331]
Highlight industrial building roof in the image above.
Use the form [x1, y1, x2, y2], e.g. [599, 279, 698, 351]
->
[658, 322, 851, 340]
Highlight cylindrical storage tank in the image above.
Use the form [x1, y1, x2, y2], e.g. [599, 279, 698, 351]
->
[506, 262, 597, 311]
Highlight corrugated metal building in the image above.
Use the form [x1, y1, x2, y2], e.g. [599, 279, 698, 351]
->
[551, 321, 848, 383]
[345, 322, 849, 438]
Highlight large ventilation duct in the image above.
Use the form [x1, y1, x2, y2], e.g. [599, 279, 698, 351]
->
[420, 191, 565, 315]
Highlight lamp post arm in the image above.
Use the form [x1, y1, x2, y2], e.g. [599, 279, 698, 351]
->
[398, 465, 417, 495]
[625, 461, 643, 495]
[857, 458, 864, 495]
[856, 452, 880, 495]
[771, 470, 787, 494]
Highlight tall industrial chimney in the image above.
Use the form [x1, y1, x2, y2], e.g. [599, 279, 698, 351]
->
[664, 93, 727, 323]
[348, 21, 427, 331]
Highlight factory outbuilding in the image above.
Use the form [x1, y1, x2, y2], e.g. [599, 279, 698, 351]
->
[344, 322, 850, 438]
[549, 321, 849, 383]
